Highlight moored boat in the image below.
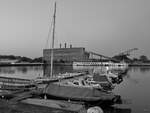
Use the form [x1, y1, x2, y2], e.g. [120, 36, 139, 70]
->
[44, 82, 120, 105]
[0, 76, 36, 90]
[73, 61, 128, 67]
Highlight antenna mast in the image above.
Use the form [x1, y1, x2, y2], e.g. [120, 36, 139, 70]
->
[50, 2, 56, 77]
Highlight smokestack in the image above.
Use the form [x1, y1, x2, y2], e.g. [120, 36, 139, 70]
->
[64, 43, 66, 48]
[59, 43, 62, 48]
[70, 44, 72, 48]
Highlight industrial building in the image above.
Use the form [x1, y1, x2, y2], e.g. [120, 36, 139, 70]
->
[43, 45, 89, 65]
[43, 43, 130, 65]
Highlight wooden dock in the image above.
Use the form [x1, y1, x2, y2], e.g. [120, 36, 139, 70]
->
[21, 98, 86, 112]
[0, 89, 86, 113]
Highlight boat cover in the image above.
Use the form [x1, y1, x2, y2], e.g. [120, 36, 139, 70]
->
[45, 83, 115, 102]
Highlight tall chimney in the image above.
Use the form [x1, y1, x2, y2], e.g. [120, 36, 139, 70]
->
[70, 44, 72, 48]
[59, 43, 62, 48]
[64, 43, 66, 48]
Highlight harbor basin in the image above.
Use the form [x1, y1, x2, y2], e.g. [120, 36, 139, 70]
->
[0, 66, 150, 113]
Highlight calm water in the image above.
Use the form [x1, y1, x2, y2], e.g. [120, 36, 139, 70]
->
[0, 66, 150, 113]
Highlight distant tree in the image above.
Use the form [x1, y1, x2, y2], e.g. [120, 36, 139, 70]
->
[133, 58, 138, 61]
[0, 54, 44, 63]
[19, 57, 32, 62]
[32, 57, 43, 63]
[0, 55, 23, 60]
[132, 57, 139, 63]
[139, 55, 149, 62]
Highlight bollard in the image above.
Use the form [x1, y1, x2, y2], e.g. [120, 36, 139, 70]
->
[87, 106, 103, 113]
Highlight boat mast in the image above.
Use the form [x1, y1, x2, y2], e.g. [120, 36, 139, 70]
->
[50, 2, 56, 77]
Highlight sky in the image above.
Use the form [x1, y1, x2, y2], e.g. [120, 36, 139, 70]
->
[0, 0, 150, 58]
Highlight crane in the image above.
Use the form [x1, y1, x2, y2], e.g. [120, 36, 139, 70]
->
[112, 48, 138, 62]
[117, 48, 138, 56]
[88, 51, 120, 62]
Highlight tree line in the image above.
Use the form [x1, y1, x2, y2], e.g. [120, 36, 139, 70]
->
[132, 55, 150, 63]
[0, 55, 42, 63]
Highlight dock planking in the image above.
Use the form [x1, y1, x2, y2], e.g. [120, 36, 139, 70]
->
[21, 98, 86, 113]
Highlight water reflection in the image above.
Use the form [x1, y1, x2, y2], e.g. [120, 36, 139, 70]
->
[43, 65, 74, 77]
[0, 66, 43, 74]
[0, 67, 15, 74]
[139, 66, 150, 73]
[0, 66, 43, 79]
[16, 66, 28, 73]
[129, 66, 150, 73]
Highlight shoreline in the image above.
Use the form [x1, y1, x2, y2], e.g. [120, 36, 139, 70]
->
[0, 63, 43, 66]
[1, 62, 150, 67]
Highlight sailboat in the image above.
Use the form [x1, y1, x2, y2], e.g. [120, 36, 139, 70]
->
[43, 2, 120, 105]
